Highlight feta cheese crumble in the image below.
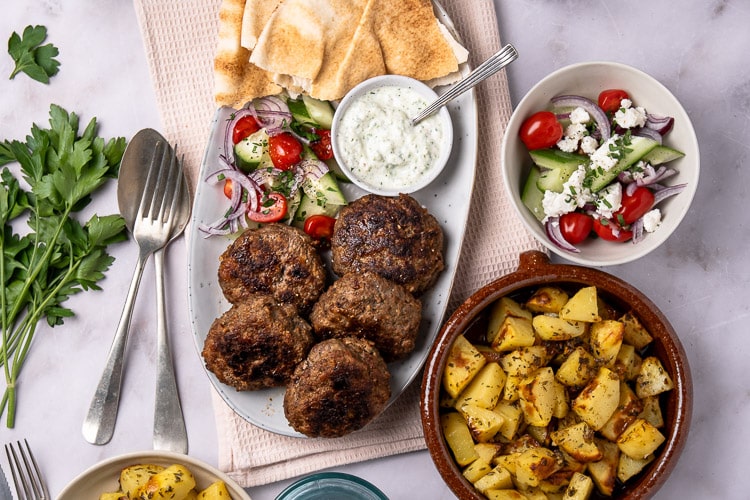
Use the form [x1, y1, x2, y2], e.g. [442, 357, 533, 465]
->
[594, 182, 622, 218]
[642, 208, 662, 232]
[589, 136, 620, 172]
[614, 98, 647, 129]
[556, 107, 593, 153]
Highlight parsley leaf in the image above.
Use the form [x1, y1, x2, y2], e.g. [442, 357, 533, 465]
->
[0, 104, 127, 427]
[8, 25, 60, 84]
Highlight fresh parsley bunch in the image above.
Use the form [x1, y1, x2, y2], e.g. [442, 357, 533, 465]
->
[0, 104, 127, 427]
[8, 25, 60, 83]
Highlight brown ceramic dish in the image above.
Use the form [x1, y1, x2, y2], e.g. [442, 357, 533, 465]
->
[421, 250, 692, 499]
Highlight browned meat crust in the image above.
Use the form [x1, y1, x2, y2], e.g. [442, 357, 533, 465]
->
[310, 271, 421, 361]
[330, 194, 444, 295]
[284, 337, 391, 437]
[202, 295, 314, 391]
[218, 223, 327, 315]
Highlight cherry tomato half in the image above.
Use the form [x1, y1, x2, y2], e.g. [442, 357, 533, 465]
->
[559, 212, 594, 245]
[232, 116, 261, 144]
[268, 132, 303, 170]
[598, 89, 630, 114]
[310, 129, 333, 160]
[303, 214, 337, 241]
[247, 192, 288, 223]
[519, 111, 563, 150]
[615, 186, 655, 225]
[223, 179, 234, 199]
[593, 218, 633, 242]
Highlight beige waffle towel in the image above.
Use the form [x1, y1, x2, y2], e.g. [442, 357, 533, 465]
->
[134, 0, 544, 487]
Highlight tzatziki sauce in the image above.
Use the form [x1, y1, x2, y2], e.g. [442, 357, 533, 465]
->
[335, 85, 446, 192]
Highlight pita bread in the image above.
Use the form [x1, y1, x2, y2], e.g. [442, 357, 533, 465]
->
[240, 0, 283, 50]
[214, 0, 281, 108]
[214, 0, 468, 105]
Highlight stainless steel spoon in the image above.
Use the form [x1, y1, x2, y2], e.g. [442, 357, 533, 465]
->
[411, 43, 519, 125]
[82, 129, 189, 449]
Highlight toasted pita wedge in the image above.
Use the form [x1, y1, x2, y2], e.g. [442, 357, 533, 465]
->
[240, 0, 283, 50]
[214, 0, 281, 107]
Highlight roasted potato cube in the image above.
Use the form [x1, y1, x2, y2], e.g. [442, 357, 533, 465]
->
[197, 481, 230, 499]
[635, 356, 674, 398]
[638, 395, 665, 428]
[587, 439, 619, 496]
[555, 346, 597, 388]
[571, 367, 620, 431]
[617, 452, 655, 483]
[459, 404, 505, 442]
[185, 491, 198, 500]
[532, 315, 587, 341]
[441, 412, 479, 466]
[526, 286, 569, 314]
[475, 442, 505, 464]
[493, 401, 524, 440]
[119, 464, 166, 498]
[485, 490, 528, 500]
[562, 471, 594, 500]
[502, 374, 523, 402]
[619, 312, 653, 349]
[612, 343, 641, 381]
[443, 334, 487, 398]
[492, 316, 536, 352]
[514, 447, 562, 488]
[519, 367, 557, 427]
[553, 379, 570, 419]
[463, 457, 493, 483]
[589, 320, 624, 365]
[488, 297, 533, 343]
[559, 286, 600, 322]
[526, 424, 551, 446]
[521, 488, 551, 500]
[616, 418, 666, 459]
[500, 346, 553, 377]
[136, 464, 196, 500]
[474, 465, 514, 494]
[599, 382, 643, 441]
[492, 454, 519, 475]
[99, 494, 126, 500]
[455, 362, 507, 410]
[550, 422, 602, 462]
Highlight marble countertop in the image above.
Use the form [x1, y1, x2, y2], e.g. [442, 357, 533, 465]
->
[1, 1, 748, 499]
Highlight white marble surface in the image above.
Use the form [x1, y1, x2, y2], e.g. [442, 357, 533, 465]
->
[0, 1, 748, 499]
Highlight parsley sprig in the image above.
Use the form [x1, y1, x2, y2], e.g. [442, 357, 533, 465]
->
[0, 104, 127, 427]
[8, 25, 60, 84]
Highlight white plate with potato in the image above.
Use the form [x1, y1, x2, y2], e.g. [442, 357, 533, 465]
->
[57, 451, 251, 500]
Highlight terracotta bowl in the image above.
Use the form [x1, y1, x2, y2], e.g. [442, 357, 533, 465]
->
[421, 251, 692, 499]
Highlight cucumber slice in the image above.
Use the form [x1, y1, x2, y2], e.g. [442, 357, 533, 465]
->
[521, 166, 546, 222]
[640, 145, 685, 165]
[234, 129, 268, 172]
[537, 163, 579, 193]
[325, 157, 350, 182]
[287, 95, 335, 129]
[529, 148, 589, 170]
[302, 171, 347, 206]
[588, 135, 658, 193]
[293, 192, 341, 227]
[302, 95, 334, 129]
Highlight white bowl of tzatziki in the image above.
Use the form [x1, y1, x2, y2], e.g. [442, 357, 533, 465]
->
[331, 75, 453, 196]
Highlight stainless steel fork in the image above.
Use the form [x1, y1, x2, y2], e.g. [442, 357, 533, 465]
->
[83, 135, 187, 446]
[4, 439, 49, 500]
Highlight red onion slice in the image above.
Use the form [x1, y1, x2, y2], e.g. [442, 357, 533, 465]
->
[645, 113, 674, 135]
[551, 95, 611, 141]
[545, 217, 581, 253]
[653, 183, 687, 205]
[633, 127, 663, 144]
[631, 218, 645, 244]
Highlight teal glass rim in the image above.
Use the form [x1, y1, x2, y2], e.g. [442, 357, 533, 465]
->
[275, 472, 389, 500]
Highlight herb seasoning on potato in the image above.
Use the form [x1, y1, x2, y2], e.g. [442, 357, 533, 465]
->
[440, 285, 673, 498]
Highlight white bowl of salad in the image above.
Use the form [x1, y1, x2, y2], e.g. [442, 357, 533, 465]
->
[501, 61, 699, 266]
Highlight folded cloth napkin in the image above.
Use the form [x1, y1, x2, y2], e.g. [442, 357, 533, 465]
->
[134, 0, 544, 487]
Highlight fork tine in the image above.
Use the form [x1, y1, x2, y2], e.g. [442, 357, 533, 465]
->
[5, 439, 49, 500]
[136, 140, 166, 221]
[158, 144, 182, 224]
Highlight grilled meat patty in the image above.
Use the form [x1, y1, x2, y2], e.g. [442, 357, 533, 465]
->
[330, 193, 444, 295]
[284, 337, 391, 437]
[202, 295, 314, 391]
[218, 223, 327, 315]
[310, 271, 421, 361]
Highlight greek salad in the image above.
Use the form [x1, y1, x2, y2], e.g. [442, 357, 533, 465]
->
[520, 89, 687, 253]
[199, 94, 348, 243]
